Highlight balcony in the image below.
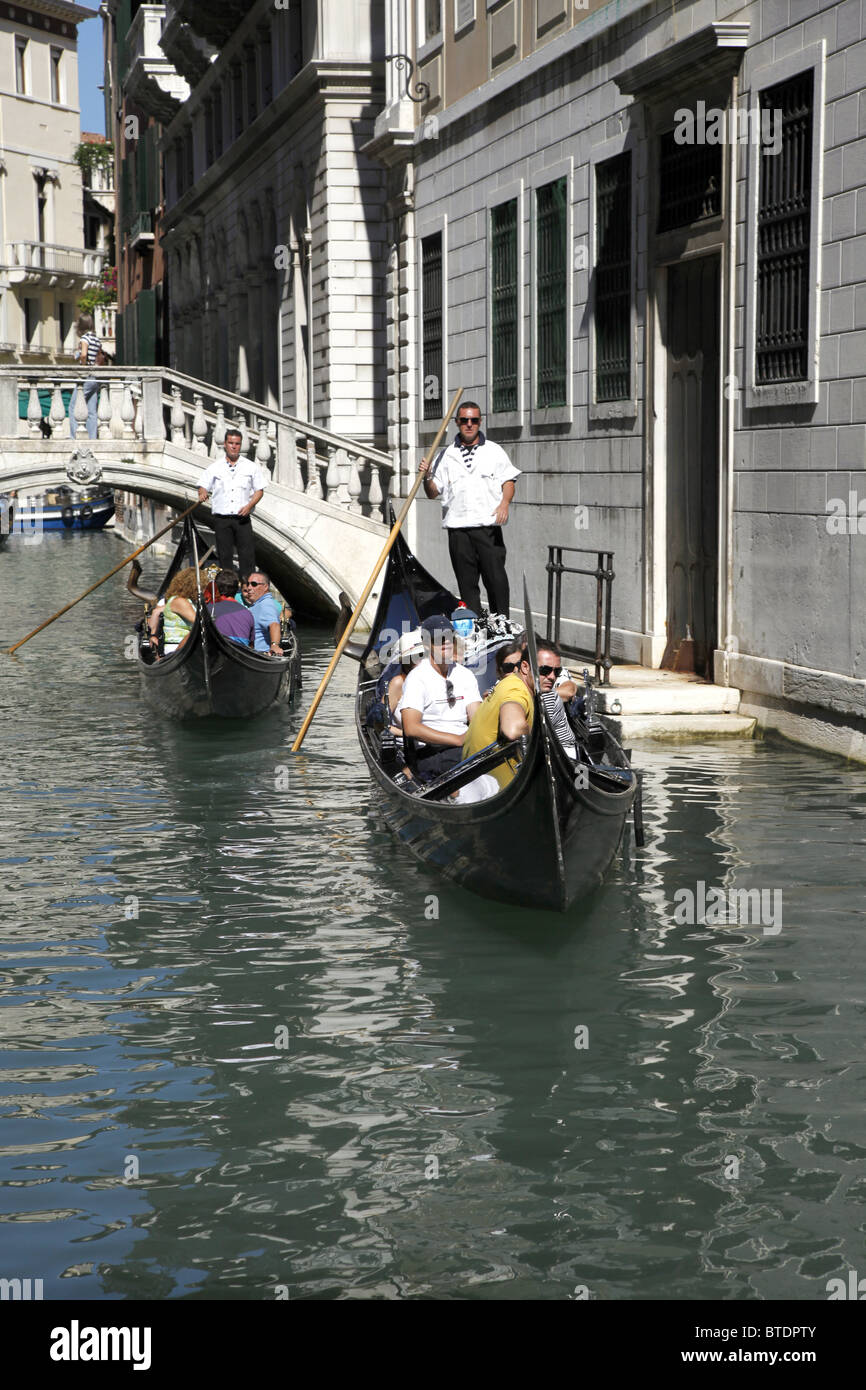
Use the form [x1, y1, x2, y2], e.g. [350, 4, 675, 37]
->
[2, 243, 106, 287]
[160, 0, 217, 86]
[126, 4, 190, 122]
[129, 211, 155, 251]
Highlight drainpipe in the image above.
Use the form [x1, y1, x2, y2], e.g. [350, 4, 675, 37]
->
[723, 72, 739, 689]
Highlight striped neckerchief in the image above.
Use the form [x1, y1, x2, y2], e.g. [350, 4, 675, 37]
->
[456, 430, 486, 468]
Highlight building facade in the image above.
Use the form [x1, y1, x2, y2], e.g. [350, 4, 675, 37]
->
[392, 0, 866, 759]
[0, 0, 106, 364]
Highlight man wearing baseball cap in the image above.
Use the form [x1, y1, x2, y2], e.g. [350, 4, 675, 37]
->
[395, 614, 482, 781]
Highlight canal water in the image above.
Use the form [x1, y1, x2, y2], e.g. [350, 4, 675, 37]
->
[0, 531, 863, 1302]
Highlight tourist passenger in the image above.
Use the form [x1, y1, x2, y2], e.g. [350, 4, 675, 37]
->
[457, 640, 535, 802]
[396, 614, 482, 781]
[387, 629, 425, 732]
[240, 570, 283, 655]
[147, 566, 200, 656]
[208, 569, 255, 647]
[536, 639, 579, 761]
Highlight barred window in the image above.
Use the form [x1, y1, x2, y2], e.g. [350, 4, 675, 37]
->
[755, 71, 813, 384]
[491, 199, 518, 413]
[422, 232, 443, 422]
[595, 151, 631, 402]
[536, 176, 567, 408]
[658, 131, 721, 232]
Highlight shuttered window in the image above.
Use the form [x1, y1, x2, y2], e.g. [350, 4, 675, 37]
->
[535, 176, 567, 408]
[755, 71, 813, 384]
[595, 152, 631, 403]
[491, 199, 518, 413]
[422, 232, 443, 422]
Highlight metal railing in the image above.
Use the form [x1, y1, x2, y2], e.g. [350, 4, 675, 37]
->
[545, 545, 615, 686]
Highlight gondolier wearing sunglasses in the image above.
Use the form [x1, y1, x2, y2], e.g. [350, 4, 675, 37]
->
[418, 402, 520, 618]
[197, 428, 264, 577]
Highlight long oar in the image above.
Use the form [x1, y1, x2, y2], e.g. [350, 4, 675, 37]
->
[3, 499, 200, 655]
[291, 385, 464, 752]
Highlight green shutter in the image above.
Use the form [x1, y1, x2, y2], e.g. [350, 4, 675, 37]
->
[137, 288, 156, 364]
[535, 177, 567, 408]
[491, 199, 518, 413]
[595, 152, 631, 402]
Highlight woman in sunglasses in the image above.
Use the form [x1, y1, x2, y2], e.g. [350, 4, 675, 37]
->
[456, 639, 535, 801]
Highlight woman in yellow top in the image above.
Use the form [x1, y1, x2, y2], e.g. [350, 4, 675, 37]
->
[146, 567, 200, 657]
[459, 640, 535, 795]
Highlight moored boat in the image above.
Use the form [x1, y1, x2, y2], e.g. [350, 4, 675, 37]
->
[9, 486, 115, 533]
[355, 531, 638, 912]
[136, 514, 301, 719]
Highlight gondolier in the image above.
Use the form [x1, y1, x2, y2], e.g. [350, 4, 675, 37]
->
[419, 401, 520, 618]
[197, 428, 264, 577]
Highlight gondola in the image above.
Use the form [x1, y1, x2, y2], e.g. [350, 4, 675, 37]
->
[355, 530, 639, 912]
[136, 515, 301, 720]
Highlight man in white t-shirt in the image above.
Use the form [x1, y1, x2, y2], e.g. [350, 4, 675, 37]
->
[396, 613, 482, 782]
[418, 401, 520, 616]
[197, 427, 265, 576]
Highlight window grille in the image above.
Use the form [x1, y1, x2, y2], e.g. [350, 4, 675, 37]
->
[491, 199, 518, 412]
[658, 131, 721, 231]
[595, 151, 631, 402]
[755, 71, 813, 384]
[536, 176, 567, 408]
[422, 232, 443, 422]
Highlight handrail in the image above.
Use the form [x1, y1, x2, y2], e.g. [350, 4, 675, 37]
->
[545, 544, 615, 686]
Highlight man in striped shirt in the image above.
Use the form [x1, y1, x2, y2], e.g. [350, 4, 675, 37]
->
[536, 639, 580, 762]
[68, 313, 102, 439]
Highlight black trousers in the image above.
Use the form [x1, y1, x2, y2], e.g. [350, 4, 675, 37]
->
[447, 526, 510, 615]
[213, 514, 256, 577]
[414, 744, 463, 783]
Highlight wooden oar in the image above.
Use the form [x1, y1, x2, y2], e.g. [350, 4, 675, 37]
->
[291, 385, 464, 752]
[2, 500, 200, 655]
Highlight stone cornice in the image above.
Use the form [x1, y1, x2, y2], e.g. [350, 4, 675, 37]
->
[616, 22, 750, 100]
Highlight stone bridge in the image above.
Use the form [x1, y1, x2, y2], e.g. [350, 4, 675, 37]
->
[0, 366, 399, 620]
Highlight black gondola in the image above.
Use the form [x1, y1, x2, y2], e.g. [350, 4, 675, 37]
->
[136, 515, 301, 719]
[355, 530, 638, 912]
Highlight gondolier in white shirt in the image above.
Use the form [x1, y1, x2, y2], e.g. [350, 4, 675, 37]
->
[418, 401, 520, 617]
[197, 428, 264, 577]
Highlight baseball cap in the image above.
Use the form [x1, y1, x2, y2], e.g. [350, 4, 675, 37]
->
[419, 614, 454, 643]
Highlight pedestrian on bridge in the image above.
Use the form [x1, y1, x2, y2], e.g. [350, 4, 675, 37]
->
[197, 428, 264, 577]
[418, 401, 520, 618]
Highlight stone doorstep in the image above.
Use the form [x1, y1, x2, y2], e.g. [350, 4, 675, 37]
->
[596, 684, 741, 715]
[606, 712, 758, 741]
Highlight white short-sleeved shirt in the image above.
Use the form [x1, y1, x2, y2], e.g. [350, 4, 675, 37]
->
[396, 658, 482, 738]
[198, 456, 265, 515]
[428, 435, 520, 529]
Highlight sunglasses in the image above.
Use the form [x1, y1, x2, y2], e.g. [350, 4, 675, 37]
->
[457, 416, 480, 424]
[445, 677, 456, 707]
[501, 659, 524, 674]
[538, 664, 562, 678]
[243, 580, 266, 587]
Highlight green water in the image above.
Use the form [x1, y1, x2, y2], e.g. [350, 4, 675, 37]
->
[0, 532, 864, 1300]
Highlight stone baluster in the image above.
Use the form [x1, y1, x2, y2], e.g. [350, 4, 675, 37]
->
[212, 401, 227, 457]
[97, 386, 113, 438]
[277, 423, 303, 489]
[255, 417, 273, 471]
[170, 384, 186, 445]
[305, 436, 322, 499]
[49, 384, 66, 434]
[26, 385, 42, 436]
[192, 394, 208, 454]
[121, 381, 136, 439]
[368, 461, 385, 520]
[73, 380, 89, 438]
[347, 453, 363, 513]
[239, 414, 251, 456]
[325, 446, 342, 504]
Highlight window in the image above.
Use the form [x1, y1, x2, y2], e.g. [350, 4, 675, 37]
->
[595, 152, 631, 403]
[261, 29, 273, 106]
[657, 130, 721, 232]
[232, 65, 243, 138]
[245, 47, 258, 125]
[35, 175, 47, 246]
[24, 297, 39, 346]
[15, 37, 27, 95]
[421, 231, 443, 422]
[490, 199, 518, 413]
[213, 86, 224, 159]
[535, 176, 567, 408]
[421, 0, 442, 43]
[455, 0, 475, 32]
[755, 71, 814, 384]
[59, 300, 72, 350]
[50, 46, 62, 104]
[204, 99, 214, 166]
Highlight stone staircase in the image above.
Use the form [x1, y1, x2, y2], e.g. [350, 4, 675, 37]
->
[593, 665, 756, 741]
